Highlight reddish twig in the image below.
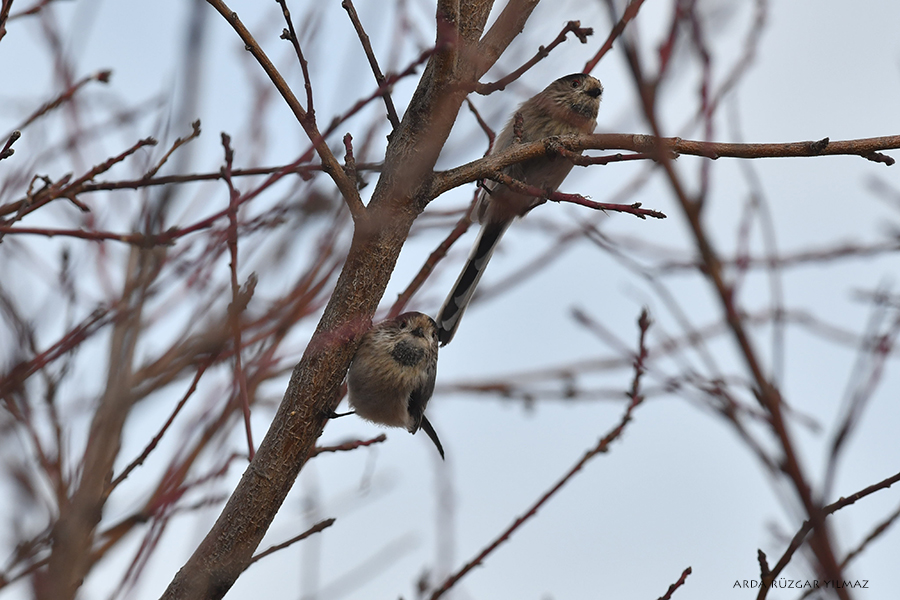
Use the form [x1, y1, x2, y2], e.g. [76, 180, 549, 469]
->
[838, 501, 900, 569]
[476, 21, 593, 95]
[465, 97, 495, 149]
[143, 120, 202, 179]
[653, 0, 683, 78]
[657, 566, 692, 600]
[108, 359, 216, 491]
[205, 0, 364, 219]
[430, 311, 651, 599]
[630, 308, 651, 401]
[341, 0, 400, 129]
[1, 129, 19, 160]
[757, 469, 900, 600]
[0, 0, 12, 41]
[7, 0, 56, 20]
[2, 136, 157, 227]
[342, 133, 360, 189]
[490, 171, 667, 219]
[0, 160, 379, 218]
[247, 518, 336, 567]
[309, 434, 387, 457]
[6, 69, 111, 136]
[824, 293, 900, 496]
[221, 133, 255, 460]
[0, 226, 169, 245]
[21, 151, 336, 246]
[0, 308, 111, 398]
[685, 1, 714, 205]
[276, 0, 314, 120]
[688, 0, 768, 132]
[388, 194, 476, 318]
[322, 43, 438, 139]
[656, 239, 900, 273]
[584, 0, 647, 74]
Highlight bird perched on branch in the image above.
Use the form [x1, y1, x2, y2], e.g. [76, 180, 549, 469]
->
[347, 312, 444, 459]
[436, 73, 603, 345]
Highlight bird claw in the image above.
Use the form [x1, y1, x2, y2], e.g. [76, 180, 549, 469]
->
[324, 408, 355, 420]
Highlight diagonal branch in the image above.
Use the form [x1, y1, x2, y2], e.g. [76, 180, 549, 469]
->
[584, 0, 647, 74]
[757, 469, 900, 599]
[430, 310, 652, 599]
[489, 171, 666, 219]
[204, 0, 365, 220]
[474, 0, 540, 79]
[476, 20, 593, 94]
[342, 0, 400, 129]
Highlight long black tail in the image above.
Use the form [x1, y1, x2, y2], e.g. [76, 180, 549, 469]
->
[420, 415, 445, 460]
[436, 220, 511, 345]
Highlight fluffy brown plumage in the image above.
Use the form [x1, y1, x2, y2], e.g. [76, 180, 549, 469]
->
[347, 312, 443, 459]
[437, 74, 603, 345]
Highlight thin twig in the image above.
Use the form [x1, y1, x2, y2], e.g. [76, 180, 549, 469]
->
[0, 226, 173, 245]
[490, 171, 666, 220]
[309, 434, 387, 457]
[0, 308, 111, 399]
[657, 566, 692, 600]
[108, 360, 215, 492]
[0, 160, 379, 218]
[0, 0, 12, 41]
[342, 0, 400, 128]
[840, 500, 900, 569]
[205, 0, 365, 219]
[7, 0, 56, 20]
[342, 133, 361, 189]
[143, 120, 201, 179]
[6, 70, 111, 137]
[584, 0, 647, 74]
[825, 292, 900, 496]
[275, 0, 314, 119]
[321, 44, 438, 139]
[388, 196, 476, 318]
[1, 130, 19, 160]
[247, 518, 336, 566]
[1, 137, 157, 228]
[465, 97, 495, 149]
[476, 21, 593, 95]
[757, 469, 900, 600]
[430, 311, 652, 599]
[221, 133, 255, 461]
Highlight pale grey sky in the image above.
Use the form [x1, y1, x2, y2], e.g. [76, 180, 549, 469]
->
[1, 1, 899, 599]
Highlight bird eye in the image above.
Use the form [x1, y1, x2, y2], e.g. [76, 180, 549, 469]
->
[571, 79, 581, 88]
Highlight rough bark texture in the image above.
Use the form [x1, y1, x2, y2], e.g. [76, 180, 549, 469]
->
[160, 1, 520, 597]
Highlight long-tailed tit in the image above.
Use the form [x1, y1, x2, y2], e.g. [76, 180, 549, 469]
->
[436, 73, 603, 345]
[347, 311, 444, 459]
